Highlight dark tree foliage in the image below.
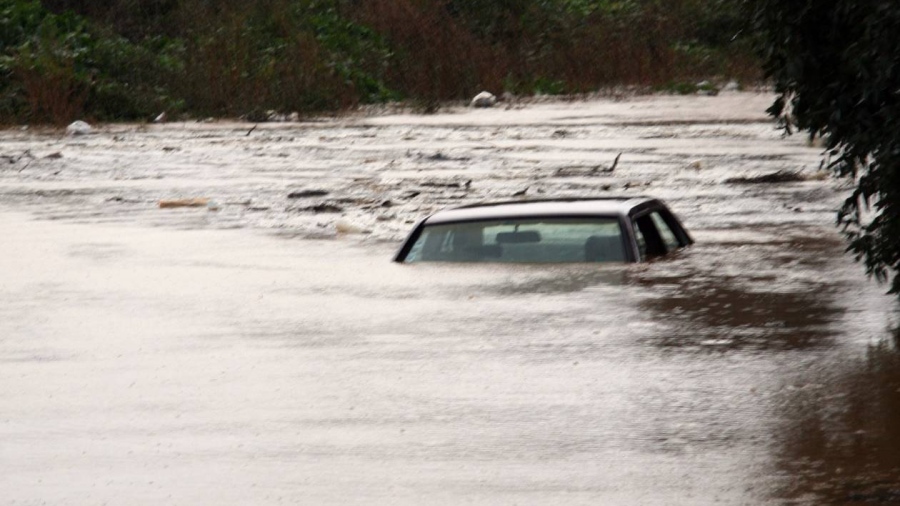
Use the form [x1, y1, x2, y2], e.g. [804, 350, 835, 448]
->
[749, 0, 900, 296]
[41, 0, 179, 39]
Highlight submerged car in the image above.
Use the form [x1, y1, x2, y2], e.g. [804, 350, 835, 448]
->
[394, 197, 692, 263]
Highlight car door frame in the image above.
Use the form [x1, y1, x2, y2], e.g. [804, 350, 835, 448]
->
[625, 200, 693, 261]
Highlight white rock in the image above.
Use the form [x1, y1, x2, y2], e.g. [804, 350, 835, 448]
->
[153, 112, 167, 123]
[66, 120, 92, 136]
[696, 81, 718, 96]
[470, 91, 497, 108]
[722, 80, 740, 92]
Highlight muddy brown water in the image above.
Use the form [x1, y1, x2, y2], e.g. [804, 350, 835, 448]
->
[1, 93, 899, 505]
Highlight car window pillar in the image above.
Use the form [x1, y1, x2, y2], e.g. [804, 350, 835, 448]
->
[634, 215, 666, 257]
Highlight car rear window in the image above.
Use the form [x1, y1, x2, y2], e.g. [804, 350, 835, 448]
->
[403, 218, 625, 263]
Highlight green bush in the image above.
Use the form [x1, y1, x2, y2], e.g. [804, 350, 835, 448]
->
[0, 0, 176, 123]
[0, 0, 759, 123]
[5, 7, 93, 123]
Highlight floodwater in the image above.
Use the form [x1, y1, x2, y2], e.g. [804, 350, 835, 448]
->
[1, 93, 899, 505]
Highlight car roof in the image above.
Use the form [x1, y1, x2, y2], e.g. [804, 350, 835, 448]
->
[423, 197, 658, 225]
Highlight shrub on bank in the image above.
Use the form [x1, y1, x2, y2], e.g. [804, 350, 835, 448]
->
[0, 0, 759, 124]
[0, 0, 181, 123]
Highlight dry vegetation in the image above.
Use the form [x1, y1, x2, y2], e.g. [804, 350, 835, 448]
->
[1, 0, 758, 124]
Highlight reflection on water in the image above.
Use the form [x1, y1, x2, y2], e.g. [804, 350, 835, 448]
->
[771, 330, 900, 504]
[626, 226, 900, 504]
[447, 264, 628, 296]
[631, 232, 852, 352]
[643, 280, 839, 350]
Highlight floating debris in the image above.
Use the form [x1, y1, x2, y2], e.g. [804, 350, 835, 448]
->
[608, 153, 621, 172]
[298, 203, 343, 213]
[335, 219, 369, 234]
[287, 189, 330, 199]
[107, 196, 143, 204]
[417, 151, 471, 162]
[553, 153, 619, 177]
[724, 170, 806, 184]
[554, 166, 597, 177]
[159, 198, 209, 208]
[420, 180, 461, 189]
[1, 150, 33, 168]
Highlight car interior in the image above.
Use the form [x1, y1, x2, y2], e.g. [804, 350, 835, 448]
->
[406, 218, 627, 263]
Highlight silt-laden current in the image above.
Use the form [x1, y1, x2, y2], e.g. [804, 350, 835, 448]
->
[1, 93, 899, 505]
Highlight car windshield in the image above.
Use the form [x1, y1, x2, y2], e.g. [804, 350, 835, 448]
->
[403, 217, 625, 263]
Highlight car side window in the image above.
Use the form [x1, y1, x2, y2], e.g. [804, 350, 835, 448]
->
[651, 211, 680, 251]
[633, 223, 647, 258]
[632, 211, 684, 260]
[633, 214, 666, 258]
[406, 218, 626, 263]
